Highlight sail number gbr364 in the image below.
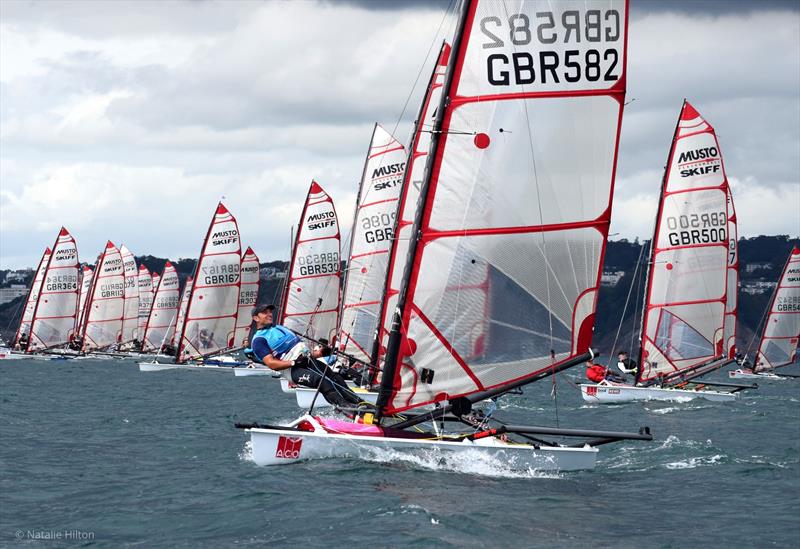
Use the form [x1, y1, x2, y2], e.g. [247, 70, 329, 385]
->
[479, 8, 623, 87]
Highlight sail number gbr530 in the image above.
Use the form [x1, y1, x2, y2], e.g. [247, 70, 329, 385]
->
[479, 9, 622, 86]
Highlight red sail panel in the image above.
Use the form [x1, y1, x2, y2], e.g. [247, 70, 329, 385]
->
[14, 247, 50, 348]
[338, 124, 406, 361]
[756, 247, 800, 370]
[376, 42, 451, 367]
[723, 189, 739, 359]
[142, 262, 179, 352]
[28, 228, 79, 352]
[280, 181, 341, 341]
[82, 241, 125, 351]
[177, 203, 242, 361]
[638, 101, 730, 383]
[233, 247, 260, 348]
[382, 0, 629, 413]
[137, 265, 153, 340]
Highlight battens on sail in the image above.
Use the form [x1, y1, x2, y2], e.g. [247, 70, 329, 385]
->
[28, 228, 80, 352]
[375, 42, 451, 367]
[755, 247, 800, 370]
[119, 245, 140, 345]
[379, 0, 629, 413]
[233, 247, 260, 348]
[173, 277, 193, 347]
[637, 101, 731, 384]
[338, 124, 406, 362]
[723, 190, 739, 359]
[280, 181, 341, 341]
[142, 263, 179, 352]
[75, 265, 94, 335]
[14, 247, 51, 347]
[176, 203, 242, 362]
[137, 265, 153, 340]
[81, 241, 125, 351]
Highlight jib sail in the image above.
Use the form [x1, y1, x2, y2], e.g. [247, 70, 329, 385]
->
[280, 181, 341, 341]
[379, 0, 629, 413]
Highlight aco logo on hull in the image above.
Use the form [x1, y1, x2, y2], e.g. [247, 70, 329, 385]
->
[275, 436, 303, 459]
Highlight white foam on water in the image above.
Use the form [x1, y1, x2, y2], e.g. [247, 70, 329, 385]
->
[664, 454, 725, 470]
[238, 440, 253, 462]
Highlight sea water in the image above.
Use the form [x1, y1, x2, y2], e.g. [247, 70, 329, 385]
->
[1, 360, 798, 548]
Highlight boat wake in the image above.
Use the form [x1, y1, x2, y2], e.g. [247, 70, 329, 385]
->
[601, 435, 728, 472]
[239, 440, 253, 463]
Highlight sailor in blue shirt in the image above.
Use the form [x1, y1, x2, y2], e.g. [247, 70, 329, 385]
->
[248, 304, 365, 410]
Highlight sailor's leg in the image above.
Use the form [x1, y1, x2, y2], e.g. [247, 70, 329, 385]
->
[290, 365, 360, 407]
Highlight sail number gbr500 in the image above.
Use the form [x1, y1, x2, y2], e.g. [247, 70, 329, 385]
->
[479, 9, 622, 86]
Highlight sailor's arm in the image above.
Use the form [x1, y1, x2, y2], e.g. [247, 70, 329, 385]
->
[261, 354, 294, 371]
[617, 360, 634, 374]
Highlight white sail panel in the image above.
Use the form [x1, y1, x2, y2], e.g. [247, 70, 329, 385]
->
[233, 246, 260, 348]
[377, 42, 451, 367]
[281, 181, 341, 341]
[723, 189, 739, 358]
[142, 263, 179, 352]
[381, 0, 628, 413]
[74, 265, 94, 335]
[173, 277, 193, 347]
[82, 241, 125, 351]
[137, 265, 153, 341]
[639, 102, 730, 383]
[177, 203, 242, 361]
[339, 125, 406, 361]
[28, 228, 79, 351]
[14, 247, 50, 348]
[119, 245, 140, 344]
[756, 247, 800, 370]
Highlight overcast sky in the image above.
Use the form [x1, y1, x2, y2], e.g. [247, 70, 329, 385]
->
[1, 0, 799, 269]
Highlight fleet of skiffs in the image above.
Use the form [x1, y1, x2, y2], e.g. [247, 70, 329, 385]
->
[4, 0, 798, 473]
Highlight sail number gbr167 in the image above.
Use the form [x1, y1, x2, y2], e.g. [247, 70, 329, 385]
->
[480, 9, 622, 86]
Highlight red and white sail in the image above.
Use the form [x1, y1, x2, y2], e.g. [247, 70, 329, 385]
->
[723, 189, 739, 359]
[74, 265, 94, 335]
[28, 228, 79, 352]
[376, 42, 451, 367]
[173, 276, 193, 347]
[137, 265, 153, 340]
[142, 262, 179, 352]
[280, 181, 340, 341]
[379, 0, 629, 413]
[638, 102, 731, 383]
[755, 247, 800, 371]
[233, 246, 260, 348]
[14, 247, 50, 348]
[338, 124, 406, 361]
[81, 241, 125, 351]
[176, 203, 242, 361]
[119, 245, 140, 345]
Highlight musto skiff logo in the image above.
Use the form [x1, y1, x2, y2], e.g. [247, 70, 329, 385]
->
[677, 147, 721, 178]
[275, 436, 303, 459]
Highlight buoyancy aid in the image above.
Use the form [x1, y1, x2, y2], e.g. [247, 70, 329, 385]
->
[248, 325, 300, 360]
[586, 363, 608, 383]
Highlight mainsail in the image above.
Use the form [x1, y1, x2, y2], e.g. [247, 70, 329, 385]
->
[280, 181, 340, 341]
[14, 247, 51, 347]
[723, 189, 739, 359]
[375, 42, 451, 367]
[137, 265, 153, 341]
[173, 276, 193, 347]
[378, 0, 629, 413]
[81, 241, 125, 351]
[142, 262, 179, 353]
[176, 203, 242, 361]
[28, 228, 79, 352]
[338, 124, 406, 361]
[74, 265, 94, 336]
[755, 247, 800, 371]
[233, 246, 260, 348]
[637, 102, 731, 384]
[119, 245, 140, 345]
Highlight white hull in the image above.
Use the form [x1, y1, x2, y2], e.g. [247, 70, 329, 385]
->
[234, 367, 276, 377]
[729, 369, 784, 380]
[246, 416, 598, 471]
[138, 362, 239, 372]
[0, 349, 36, 360]
[579, 383, 738, 403]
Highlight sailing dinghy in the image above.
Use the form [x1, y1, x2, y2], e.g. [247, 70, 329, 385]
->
[2, 247, 51, 359]
[580, 101, 755, 403]
[118, 245, 140, 350]
[730, 247, 800, 380]
[138, 261, 180, 368]
[136, 265, 153, 348]
[240, 0, 652, 471]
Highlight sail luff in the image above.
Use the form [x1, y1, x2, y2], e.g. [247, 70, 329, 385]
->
[723, 189, 739, 359]
[74, 265, 94, 336]
[755, 247, 800, 371]
[14, 247, 50, 347]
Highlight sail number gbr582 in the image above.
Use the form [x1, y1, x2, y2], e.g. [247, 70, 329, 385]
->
[479, 9, 622, 86]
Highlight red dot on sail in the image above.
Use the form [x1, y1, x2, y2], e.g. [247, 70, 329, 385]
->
[400, 336, 417, 357]
[666, 263, 673, 270]
[296, 287, 302, 292]
[474, 133, 490, 149]
[361, 267, 367, 274]
[198, 295, 203, 300]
